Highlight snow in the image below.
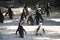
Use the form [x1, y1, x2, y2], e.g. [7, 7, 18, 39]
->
[0, 11, 60, 40]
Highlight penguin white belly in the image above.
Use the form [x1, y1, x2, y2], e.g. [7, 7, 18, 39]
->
[37, 28, 43, 34]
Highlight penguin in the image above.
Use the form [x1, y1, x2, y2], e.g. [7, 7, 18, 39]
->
[35, 23, 45, 36]
[0, 10, 4, 23]
[27, 15, 34, 25]
[16, 23, 27, 38]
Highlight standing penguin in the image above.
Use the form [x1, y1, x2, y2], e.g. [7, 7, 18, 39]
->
[16, 23, 27, 38]
[5, 7, 13, 19]
[0, 10, 4, 23]
[45, 3, 51, 17]
[20, 9, 26, 24]
[34, 10, 43, 25]
[24, 3, 29, 16]
[35, 23, 45, 36]
[27, 15, 34, 25]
